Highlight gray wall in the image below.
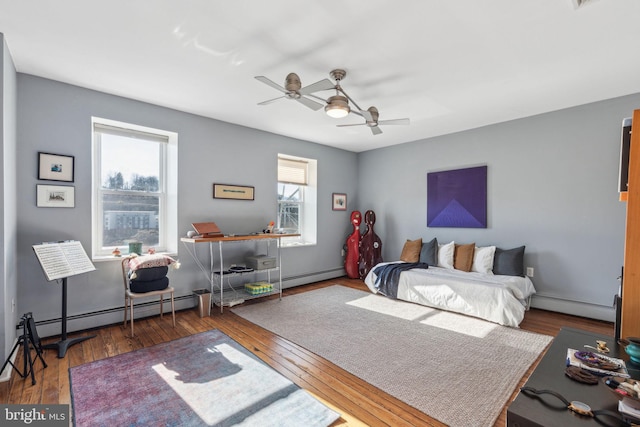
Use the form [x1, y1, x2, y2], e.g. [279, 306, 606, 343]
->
[5, 67, 640, 346]
[1, 34, 17, 371]
[16, 75, 357, 337]
[358, 94, 640, 321]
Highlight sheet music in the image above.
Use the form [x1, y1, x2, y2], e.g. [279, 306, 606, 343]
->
[33, 240, 96, 281]
[59, 241, 95, 274]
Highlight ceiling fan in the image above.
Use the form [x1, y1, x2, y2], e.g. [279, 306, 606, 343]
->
[256, 69, 410, 135]
[255, 73, 334, 111]
[337, 106, 410, 135]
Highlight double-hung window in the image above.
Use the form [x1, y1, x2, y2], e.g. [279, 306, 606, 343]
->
[277, 155, 317, 246]
[92, 118, 178, 258]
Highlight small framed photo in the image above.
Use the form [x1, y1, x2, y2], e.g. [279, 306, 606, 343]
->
[38, 152, 75, 182]
[332, 193, 347, 211]
[37, 185, 75, 208]
[213, 183, 255, 200]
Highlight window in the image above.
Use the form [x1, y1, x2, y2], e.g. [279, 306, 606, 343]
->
[92, 118, 178, 258]
[277, 155, 317, 246]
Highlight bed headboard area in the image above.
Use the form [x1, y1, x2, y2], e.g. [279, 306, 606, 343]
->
[399, 237, 525, 277]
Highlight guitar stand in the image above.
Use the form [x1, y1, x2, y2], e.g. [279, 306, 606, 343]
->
[0, 312, 47, 385]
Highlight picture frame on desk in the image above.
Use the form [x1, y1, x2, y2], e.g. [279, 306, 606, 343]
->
[213, 183, 254, 201]
[38, 152, 74, 182]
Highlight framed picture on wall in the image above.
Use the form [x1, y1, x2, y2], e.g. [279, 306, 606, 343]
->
[36, 185, 75, 208]
[427, 165, 487, 228]
[38, 152, 75, 182]
[213, 183, 255, 200]
[332, 193, 347, 211]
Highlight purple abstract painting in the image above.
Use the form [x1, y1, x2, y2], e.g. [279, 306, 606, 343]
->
[427, 166, 487, 228]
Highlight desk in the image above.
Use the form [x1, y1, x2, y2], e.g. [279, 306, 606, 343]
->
[507, 327, 640, 426]
[181, 234, 298, 312]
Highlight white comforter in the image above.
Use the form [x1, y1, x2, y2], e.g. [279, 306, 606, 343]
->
[364, 262, 536, 327]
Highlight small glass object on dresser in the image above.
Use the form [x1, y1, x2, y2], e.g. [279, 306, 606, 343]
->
[624, 337, 640, 364]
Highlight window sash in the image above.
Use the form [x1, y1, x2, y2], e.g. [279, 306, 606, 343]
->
[277, 183, 304, 234]
[278, 201, 302, 232]
[93, 122, 169, 256]
[100, 191, 163, 247]
[277, 154, 316, 246]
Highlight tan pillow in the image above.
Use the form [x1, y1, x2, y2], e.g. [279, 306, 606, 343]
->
[454, 243, 475, 272]
[400, 238, 422, 262]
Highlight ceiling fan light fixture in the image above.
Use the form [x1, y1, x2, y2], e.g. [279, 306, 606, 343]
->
[325, 95, 350, 118]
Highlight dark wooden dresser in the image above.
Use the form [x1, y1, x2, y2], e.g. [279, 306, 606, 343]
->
[507, 327, 640, 427]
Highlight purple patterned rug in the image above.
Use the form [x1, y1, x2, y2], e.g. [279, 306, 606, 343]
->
[69, 329, 339, 426]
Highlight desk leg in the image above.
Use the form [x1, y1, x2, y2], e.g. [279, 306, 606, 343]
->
[43, 277, 95, 358]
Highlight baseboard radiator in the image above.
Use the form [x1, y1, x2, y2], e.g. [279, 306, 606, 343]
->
[30, 267, 346, 338]
[531, 293, 615, 323]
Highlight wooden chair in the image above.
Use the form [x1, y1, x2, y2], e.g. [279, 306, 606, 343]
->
[121, 256, 176, 337]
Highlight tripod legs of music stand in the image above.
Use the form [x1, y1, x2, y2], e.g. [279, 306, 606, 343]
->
[0, 338, 23, 382]
[23, 335, 35, 385]
[1, 315, 48, 385]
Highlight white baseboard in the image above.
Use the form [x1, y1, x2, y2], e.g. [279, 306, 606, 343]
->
[36, 298, 195, 338]
[32, 269, 346, 339]
[531, 294, 615, 322]
[0, 338, 18, 383]
[282, 269, 344, 289]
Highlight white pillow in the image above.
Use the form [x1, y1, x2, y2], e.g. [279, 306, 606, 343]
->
[472, 246, 496, 274]
[437, 241, 455, 269]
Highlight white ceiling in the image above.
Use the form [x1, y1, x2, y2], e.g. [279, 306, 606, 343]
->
[1, 0, 639, 152]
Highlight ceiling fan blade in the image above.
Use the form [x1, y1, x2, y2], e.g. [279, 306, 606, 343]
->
[298, 78, 335, 96]
[296, 96, 324, 111]
[255, 76, 288, 94]
[337, 122, 382, 134]
[378, 118, 410, 126]
[337, 123, 367, 128]
[258, 96, 285, 105]
[307, 93, 328, 104]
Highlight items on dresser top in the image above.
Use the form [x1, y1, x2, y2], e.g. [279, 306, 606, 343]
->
[507, 327, 640, 427]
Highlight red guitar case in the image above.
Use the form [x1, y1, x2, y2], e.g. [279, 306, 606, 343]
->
[359, 210, 383, 279]
[344, 211, 362, 279]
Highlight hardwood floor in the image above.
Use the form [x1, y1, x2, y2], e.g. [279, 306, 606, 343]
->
[0, 278, 613, 426]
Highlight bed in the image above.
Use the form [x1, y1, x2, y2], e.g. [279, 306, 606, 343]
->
[363, 239, 537, 327]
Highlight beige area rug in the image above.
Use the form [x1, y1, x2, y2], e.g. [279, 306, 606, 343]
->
[232, 285, 553, 427]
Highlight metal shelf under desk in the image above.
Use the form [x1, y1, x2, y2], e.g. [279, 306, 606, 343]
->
[180, 233, 298, 313]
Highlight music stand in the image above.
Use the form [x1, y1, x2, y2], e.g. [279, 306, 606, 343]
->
[32, 241, 96, 358]
[42, 276, 96, 358]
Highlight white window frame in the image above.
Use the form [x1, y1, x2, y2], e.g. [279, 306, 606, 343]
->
[91, 117, 178, 259]
[278, 154, 317, 247]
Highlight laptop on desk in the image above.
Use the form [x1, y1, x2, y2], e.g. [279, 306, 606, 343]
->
[191, 222, 224, 238]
